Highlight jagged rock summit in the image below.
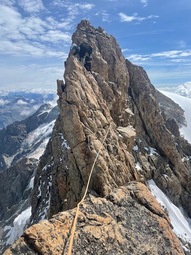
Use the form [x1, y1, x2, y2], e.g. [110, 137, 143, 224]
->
[4, 20, 191, 254]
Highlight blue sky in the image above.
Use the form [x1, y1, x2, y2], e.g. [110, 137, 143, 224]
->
[0, 0, 191, 90]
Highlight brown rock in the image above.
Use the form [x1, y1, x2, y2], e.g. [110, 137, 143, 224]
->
[31, 20, 142, 223]
[126, 60, 191, 215]
[4, 183, 184, 255]
[8, 20, 190, 254]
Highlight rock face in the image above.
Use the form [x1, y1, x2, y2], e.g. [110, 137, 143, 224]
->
[3, 182, 185, 255]
[30, 20, 140, 224]
[4, 20, 191, 254]
[0, 104, 59, 252]
[126, 60, 191, 215]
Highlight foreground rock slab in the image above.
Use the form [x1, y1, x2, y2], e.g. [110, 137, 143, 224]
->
[4, 182, 184, 255]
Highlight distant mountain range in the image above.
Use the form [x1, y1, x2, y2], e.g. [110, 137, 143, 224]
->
[0, 97, 59, 250]
[2, 21, 191, 254]
[0, 81, 190, 253]
[0, 89, 57, 130]
[162, 82, 191, 98]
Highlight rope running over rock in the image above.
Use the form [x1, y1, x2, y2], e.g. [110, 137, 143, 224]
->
[66, 124, 111, 255]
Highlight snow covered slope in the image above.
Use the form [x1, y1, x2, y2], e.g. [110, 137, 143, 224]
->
[0, 103, 59, 171]
[174, 82, 191, 99]
[148, 180, 191, 252]
[162, 82, 191, 99]
[0, 103, 59, 252]
[160, 91, 191, 144]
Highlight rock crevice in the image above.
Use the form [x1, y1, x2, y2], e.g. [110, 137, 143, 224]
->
[4, 20, 191, 254]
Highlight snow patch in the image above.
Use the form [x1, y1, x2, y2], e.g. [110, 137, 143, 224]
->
[4, 207, 32, 245]
[135, 162, 142, 171]
[27, 137, 50, 159]
[25, 120, 55, 148]
[2, 153, 18, 168]
[133, 145, 138, 151]
[27, 176, 35, 190]
[58, 133, 70, 150]
[148, 179, 191, 244]
[149, 147, 158, 156]
[160, 91, 191, 144]
[38, 175, 52, 221]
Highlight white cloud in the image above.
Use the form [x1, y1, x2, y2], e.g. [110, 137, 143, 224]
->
[53, 1, 94, 10]
[0, 39, 66, 57]
[122, 48, 132, 53]
[125, 48, 191, 88]
[119, 12, 158, 23]
[76, 3, 94, 10]
[52, 1, 94, 19]
[140, 0, 148, 7]
[0, 5, 24, 40]
[95, 11, 110, 22]
[18, 0, 45, 13]
[16, 99, 28, 105]
[152, 50, 191, 58]
[127, 54, 151, 62]
[119, 12, 143, 22]
[0, 64, 64, 90]
[20, 16, 46, 38]
[0, 0, 15, 5]
[40, 30, 71, 44]
[0, 4, 71, 57]
[126, 49, 191, 62]
[45, 17, 72, 30]
[0, 99, 9, 106]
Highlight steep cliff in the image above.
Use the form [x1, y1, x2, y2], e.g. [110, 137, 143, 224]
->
[4, 20, 191, 254]
[30, 20, 140, 224]
[0, 104, 59, 252]
[126, 60, 191, 215]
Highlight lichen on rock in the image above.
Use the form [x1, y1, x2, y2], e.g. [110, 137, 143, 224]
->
[4, 20, 191, 255]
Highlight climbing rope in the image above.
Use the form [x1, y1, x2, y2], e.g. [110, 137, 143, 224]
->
[66, 124, 111, 255]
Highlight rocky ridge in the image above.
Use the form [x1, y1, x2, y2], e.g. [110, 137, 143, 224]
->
[0, 103, 58, 172]
[4, 20, 191, 254]
[4, 182, 185, 255]
[0, 104, 59, 252]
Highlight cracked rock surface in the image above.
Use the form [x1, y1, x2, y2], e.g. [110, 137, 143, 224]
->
[4, 182, 184, 255]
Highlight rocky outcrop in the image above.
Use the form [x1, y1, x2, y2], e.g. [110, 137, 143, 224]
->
[0, 104, 59, 253]
[0, 158, 37, 252]
[126, 60, 191, 216]
[4, 182, 185, 255]
[31, 20, 140, 223]
[0, 158, 36, 222]
[4, 20, 191, 254]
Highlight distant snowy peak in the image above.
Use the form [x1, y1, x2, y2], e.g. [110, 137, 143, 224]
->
[162, 82, 191, 98]
[175, 82, 191, 98]
[160, 90, 191, 144]
[0, 103, 59, 171]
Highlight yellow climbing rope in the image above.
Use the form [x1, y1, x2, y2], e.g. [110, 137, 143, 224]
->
[67, 124, 111, 255]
